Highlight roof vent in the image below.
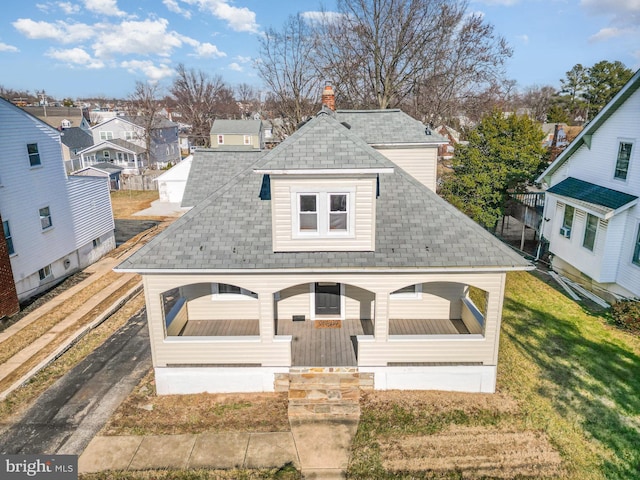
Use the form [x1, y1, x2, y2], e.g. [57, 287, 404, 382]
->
[341, 121, 351, 129]
[425, 127, 432, 135]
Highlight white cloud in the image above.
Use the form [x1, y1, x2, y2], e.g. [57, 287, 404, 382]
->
[236, 55, 251, 64]
[589, 27, 628, 41]
[36, 3, 51, 13]
[193, 42, 226, 58]
[228, 62, 242, 71]
[83, 0, 126, 17]
[13, 18, 94, 44]
[92, 18, 183, 58]
[581, 0, 640, 36]
[516, 34, 529, 44]
[179, 0, 259, 32]
[57, 2, 81, 14]
[120, 60, 174, 82]
[163, 0, 192, 19]
[0, 42, 19, 53]
[46, 47, 105, 68]
[300, 11, 343, 23]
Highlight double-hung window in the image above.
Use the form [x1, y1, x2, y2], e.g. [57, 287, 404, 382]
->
[633, 225, 640, 267]
[217, 135, 224, 145]
[561, 204, 574, 238]
[100, 131, 113, 141]
[295, 190, 353, 237]
[211, 283, 258, 299]
[614, 142, 632, 180]
[2, 220, 14, 255]
[39, 206, 52, 230]
[27, 143, 41, 167]
[582, 214, 598, 251]
[38, 264, 52, 281]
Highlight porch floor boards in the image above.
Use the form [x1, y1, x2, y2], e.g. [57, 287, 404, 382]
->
[179, 319, 259, 336]
[389, 318, 470, 335]
[277, 318, 373, 367]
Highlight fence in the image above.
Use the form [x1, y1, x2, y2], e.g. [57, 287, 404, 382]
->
[120, 172, 162, 191]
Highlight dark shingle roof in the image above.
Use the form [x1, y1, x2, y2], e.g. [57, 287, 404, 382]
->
[120, 115, 177, 129]
[181, 150, 265, 207]
[60, 127, 93, 150]
[211, 119, 262, 135]
[335, 109, 448, 145]
[119, 114, 530, 272]
[547, 177, 638, 210]
[257, 114, 395, 171]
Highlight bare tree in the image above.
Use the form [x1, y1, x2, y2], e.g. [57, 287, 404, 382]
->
[128, 81, 163, 167]
[256, 14, 321, 136]
[236, 83, 260, 118]
[520, 85, 557, 122]
[170, 64, 231, 147]
[312, 0, 511, 120]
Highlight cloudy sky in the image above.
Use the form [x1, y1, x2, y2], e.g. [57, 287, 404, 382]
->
[0, 0, 638, 99]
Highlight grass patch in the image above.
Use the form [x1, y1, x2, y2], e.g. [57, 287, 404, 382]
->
[348, 270, 640, 479]
[103, 371, 290, 436]
[110, 190, 160, 220]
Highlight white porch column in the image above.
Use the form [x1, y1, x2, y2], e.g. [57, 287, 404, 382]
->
[258, 292, 275, 342]
[374, 291, 389, 342]
[489, 273, 507, 365]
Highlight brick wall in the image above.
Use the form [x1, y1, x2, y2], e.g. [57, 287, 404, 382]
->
[0, 214, 19, 318]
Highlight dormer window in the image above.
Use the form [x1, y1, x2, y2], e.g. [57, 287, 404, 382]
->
[293, 188, 354, 237]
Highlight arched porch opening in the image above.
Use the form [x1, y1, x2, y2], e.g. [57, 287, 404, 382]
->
[389, 281, 488, 336]
[161, 282, 260, 337]
[274, 282, 375, 366]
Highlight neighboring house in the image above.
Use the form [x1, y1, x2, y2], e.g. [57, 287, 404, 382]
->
[435, 125, 465, 163]
[88, 115, 180, 170]
[0, 98, 115, 313]
[210, 119, 264, 150]
[537, 69, 640, 301]
[72, 162, 123, 190]
[116, 109, 531, 396]
[156, 156, 192, 203]
[21, 106, 91, 132]
[334, 108, 448, 192]
[60, 126, 94, 172]
[78, 138, 147, 174]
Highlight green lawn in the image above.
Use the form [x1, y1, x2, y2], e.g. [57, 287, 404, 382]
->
[349, 271, 640, 479]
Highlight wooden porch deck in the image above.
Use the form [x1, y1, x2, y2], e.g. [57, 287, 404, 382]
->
[177, 318, 469, 366]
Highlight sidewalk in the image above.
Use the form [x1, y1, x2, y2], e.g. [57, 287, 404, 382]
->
[79, 419, 358, 478]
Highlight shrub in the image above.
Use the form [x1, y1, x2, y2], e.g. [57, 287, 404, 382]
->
[611, 299, 640, 332]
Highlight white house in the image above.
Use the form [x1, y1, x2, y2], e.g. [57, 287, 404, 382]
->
[116, 107, 531, 396]
[0, 98, 115, 306]
[156, 155, 192, 204]
[537, 69, 640, 301]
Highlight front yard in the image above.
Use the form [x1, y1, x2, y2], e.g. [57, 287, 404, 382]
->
[81, 270, 640, 479]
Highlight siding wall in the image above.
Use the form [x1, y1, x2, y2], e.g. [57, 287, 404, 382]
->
[271, 175, 376, 252]
[142, 271, 506, 368]
[545, 87, 640, 297]
[210, 133, 260, 149]
[376, 146, 438, 192]
[388, 282, 465, 319]
[183, 283, 260, 320]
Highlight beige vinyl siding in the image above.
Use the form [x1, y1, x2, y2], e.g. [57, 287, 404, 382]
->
[376, 146, 438, 192]
[276, 284, 310, 320]
[271, 175, 376, 252]
[182, 283, 259, 320]
[210, 133, 260, 149]
[389, 282, 465, 320]
[461, 299, 484, 334]
[142, 272, 506, 369]
[345, 284, 374, 320]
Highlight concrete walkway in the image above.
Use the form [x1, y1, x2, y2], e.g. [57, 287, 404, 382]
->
[79, 419, 358, 478]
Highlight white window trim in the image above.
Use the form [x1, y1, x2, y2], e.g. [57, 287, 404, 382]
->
[27, 143, 41, 168]
[582, 213, 598, 252]
[100, 131, 114, 141]
[38, 264, 52, 281]
[632, 222, 640, 268]
[210, 282, 258, 301]
[390, 283, 423, 300]
[39, 205, 53, 231]
[613, 138, 634, 182]
[217, 134, 224, 145]
[244, 135, 251, 145]
[291, 187, 355, 239]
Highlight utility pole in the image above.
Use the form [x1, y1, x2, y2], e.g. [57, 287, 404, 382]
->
[37, 90, 47, 117]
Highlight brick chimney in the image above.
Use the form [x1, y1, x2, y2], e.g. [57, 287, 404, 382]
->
[321, 83, 335, 111]
[0, 214, 19, 319]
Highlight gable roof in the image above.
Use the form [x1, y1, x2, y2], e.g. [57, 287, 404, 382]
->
[0, 97, 60, 134]
[255, 113, 395, 172]
[538, 68, 640, 184]
[78, 138, 145, 155]
[335, 109, 448, 146]
[91, 115, 177, 131]
[118, 113, 530, 273]
[211, 119, 262, 135]
[547, 177, 638, 218]
[181, 150, 265, 207]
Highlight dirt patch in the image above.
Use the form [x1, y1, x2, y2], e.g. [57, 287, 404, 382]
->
[110, 190, 161, 220]
[380, 426, 563, 478]
[103, 370, 290, 436]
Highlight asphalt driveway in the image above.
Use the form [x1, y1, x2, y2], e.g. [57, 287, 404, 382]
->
[0, 308, 151, 455]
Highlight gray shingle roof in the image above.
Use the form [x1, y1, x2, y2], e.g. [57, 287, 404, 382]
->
[60, 127, 93, 150]
[119, 113, 530, 272]
[120, 115, 177, 130]
[257, 114, 395, 171]
[335, 109, 448, 145]
[181, 150, 265, 207]
[211, 119, 262, 135]
[547, 177, 638, 210]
